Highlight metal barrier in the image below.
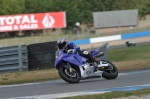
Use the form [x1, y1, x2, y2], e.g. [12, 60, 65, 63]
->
[0, 45, 28, 72]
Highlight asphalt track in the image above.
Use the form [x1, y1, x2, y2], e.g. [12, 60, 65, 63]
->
[0, 70, 150, 98]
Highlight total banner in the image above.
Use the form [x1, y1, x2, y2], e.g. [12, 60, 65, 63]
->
[0, 12, 66, 32]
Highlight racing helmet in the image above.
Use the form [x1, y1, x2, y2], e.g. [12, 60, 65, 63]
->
[57, 37, 68, 50]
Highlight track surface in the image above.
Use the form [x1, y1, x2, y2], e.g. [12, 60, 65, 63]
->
[0, 70, 150, 98]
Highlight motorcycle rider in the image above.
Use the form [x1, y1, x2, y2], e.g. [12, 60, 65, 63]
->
[57, 37, 99, 63]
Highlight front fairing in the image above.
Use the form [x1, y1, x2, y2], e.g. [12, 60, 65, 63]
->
[55, 50, 87, 69]
[63, 54, 87, 66]
[55, 50, 65, 69]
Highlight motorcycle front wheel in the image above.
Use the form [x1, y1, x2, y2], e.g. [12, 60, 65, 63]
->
[101, 60, 118, 79]
[58, 66, 81, 83]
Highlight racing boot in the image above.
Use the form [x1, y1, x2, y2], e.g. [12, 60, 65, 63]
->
[94, 57, 100, 64]
[93, 52, 104, 72]
[94, 52, 104, 64]
[92, 57, 100, 72]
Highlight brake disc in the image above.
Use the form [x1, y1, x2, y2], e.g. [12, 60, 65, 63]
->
[65, 69, 77, 77]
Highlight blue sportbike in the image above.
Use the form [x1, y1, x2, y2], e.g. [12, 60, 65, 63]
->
[55, 48, 118, 83]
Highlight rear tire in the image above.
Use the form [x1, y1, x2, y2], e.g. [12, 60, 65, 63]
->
[58, 66, 81, 83]
[102, 60, 118, 79]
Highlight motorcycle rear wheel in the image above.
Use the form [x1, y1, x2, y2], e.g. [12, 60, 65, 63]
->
[101, 60, 118, 79]
[58, 66, 81, 83]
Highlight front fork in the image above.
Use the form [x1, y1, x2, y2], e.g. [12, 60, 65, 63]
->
[63, 63, 74, 72]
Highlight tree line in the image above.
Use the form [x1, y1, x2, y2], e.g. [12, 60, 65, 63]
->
[0, 0, 150, 38]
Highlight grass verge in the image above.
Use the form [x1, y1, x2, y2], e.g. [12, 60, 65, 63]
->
[0, 45, 150, 85]
[108, 45, 150, 62]
[57, 88, 150, 99]
[0, 69, 59, 85]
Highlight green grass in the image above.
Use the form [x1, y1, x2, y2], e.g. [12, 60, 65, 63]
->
[108, 45, 150, 62]
[0, 68, 59, 85]
[58, 88, 150, 99]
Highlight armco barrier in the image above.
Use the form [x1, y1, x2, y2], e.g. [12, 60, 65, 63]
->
[71, 31, 150, 45]
[0, 45, 28, 72]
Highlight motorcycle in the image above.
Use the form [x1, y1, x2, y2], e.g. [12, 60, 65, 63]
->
[55, 48, 118, 83]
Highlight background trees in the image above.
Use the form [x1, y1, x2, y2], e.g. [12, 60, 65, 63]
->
[0, 0, 149, 27]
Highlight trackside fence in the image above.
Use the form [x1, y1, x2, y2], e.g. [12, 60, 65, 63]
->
[0, 45, 28, 72]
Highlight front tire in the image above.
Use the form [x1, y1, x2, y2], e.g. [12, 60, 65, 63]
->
[102, 60, 118, 79]
[58, 66, 81, 83]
